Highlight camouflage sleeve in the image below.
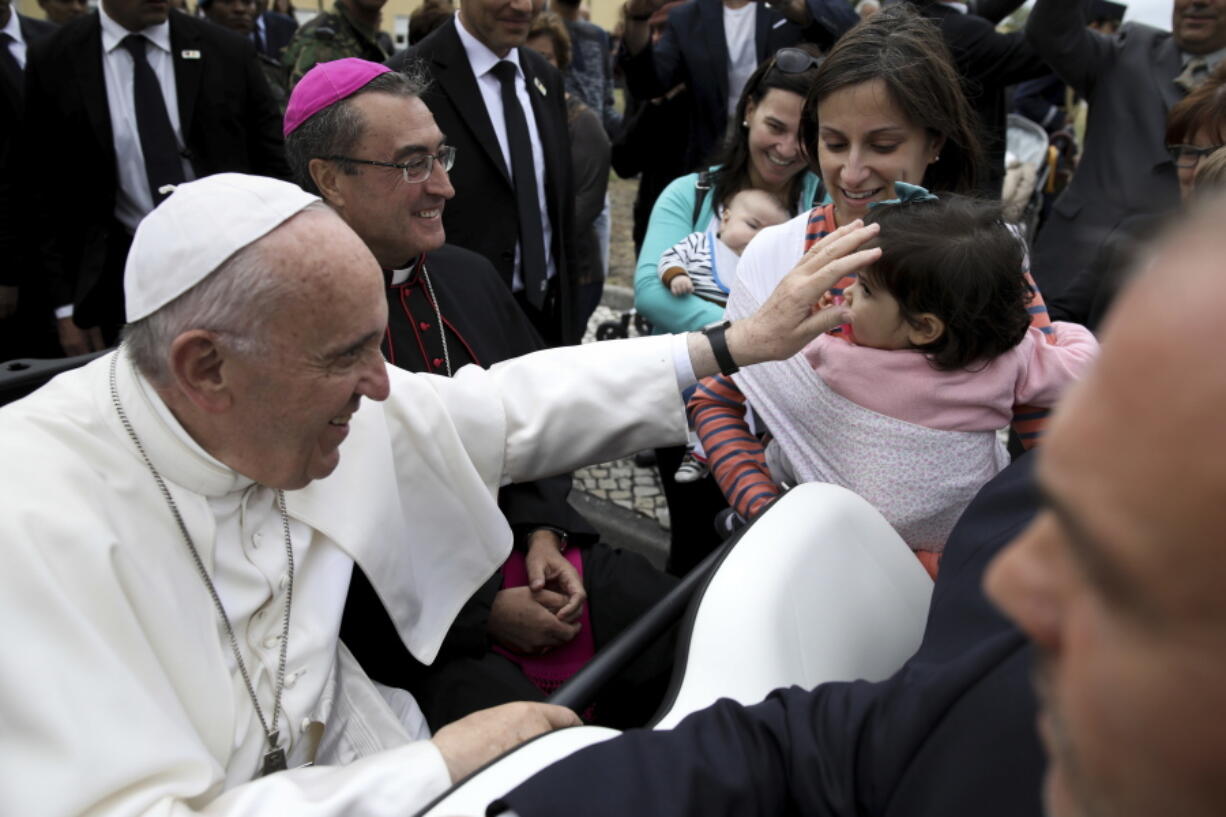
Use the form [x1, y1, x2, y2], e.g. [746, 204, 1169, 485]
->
[282, 19, 347, 89]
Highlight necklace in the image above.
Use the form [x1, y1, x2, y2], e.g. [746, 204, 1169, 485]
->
[419, 260, 452, 376]
[109, 351, 294, 778]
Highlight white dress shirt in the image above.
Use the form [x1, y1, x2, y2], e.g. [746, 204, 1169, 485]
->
[99, 7, 196, 234]
[723, 3, 756, 117]
[1, 9, 27, 68]
[454, 11, 557, 292]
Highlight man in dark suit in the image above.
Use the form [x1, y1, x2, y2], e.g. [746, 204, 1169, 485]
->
[17, 0, 288, 354]
[0, 0, 58, 362]
[910, 0, 1050, 197]
[618, 0, 857, 176]
[254, 2, 297, 59]
[495, 453, 1044, 817]
[389, 0, 579, 345]
[1026, 0, 1226, 301]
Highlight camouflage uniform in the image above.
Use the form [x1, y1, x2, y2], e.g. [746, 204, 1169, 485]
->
[259, 54, 290, 114]
[281, 2, 391, 89]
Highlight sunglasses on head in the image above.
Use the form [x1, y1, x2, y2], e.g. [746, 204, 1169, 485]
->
[772, 47, 823, 74]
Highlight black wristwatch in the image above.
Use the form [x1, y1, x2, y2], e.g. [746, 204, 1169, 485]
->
[531, 526, 570, 553]
[701, 320, 739, 376]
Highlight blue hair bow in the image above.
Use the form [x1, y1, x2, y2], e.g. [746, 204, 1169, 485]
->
[867, 182, 939, 209]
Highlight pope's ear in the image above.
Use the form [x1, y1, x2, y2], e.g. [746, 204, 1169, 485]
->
[908, 313, 945, 347]
[167, 330, 234, 413]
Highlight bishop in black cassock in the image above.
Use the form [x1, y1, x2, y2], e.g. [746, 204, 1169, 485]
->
[340, 243, 679, 730]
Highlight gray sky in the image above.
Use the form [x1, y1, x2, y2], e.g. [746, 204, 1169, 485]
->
[1123, 0, 1173, 29]
[1016, 0, 1172, 29]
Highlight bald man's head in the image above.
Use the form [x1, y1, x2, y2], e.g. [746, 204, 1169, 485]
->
[988, 194, 1226, 817]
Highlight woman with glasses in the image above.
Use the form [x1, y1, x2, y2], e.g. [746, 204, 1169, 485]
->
[1050, 61, 1226, 330]
[689, 6, 1060, 570]
[633, 44, 824, 576]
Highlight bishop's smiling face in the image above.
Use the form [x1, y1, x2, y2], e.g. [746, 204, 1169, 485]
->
[329, 93, 455, 269]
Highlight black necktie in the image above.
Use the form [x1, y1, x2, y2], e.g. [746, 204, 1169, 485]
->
[0, 32, 23, 101]
[120, 34, 185, 206]
[490, 60, 548, 309]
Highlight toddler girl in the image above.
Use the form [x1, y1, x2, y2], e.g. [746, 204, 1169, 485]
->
[731, 193, 1097, 571]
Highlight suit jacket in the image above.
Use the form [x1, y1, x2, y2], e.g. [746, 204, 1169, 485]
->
[0, 14, 59, 360]
[0, 14, 57, 287]
[1027, 0, 1183, 301]
[619, 0, 856, 174]
[19, 10, 289, 327]
[393, 19, 579, 345]
[497, 455, 1045, 817]
[257, 9, 297, 60]
[915, 1, 1049, 197]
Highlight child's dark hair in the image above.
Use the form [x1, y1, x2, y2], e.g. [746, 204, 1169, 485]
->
[861, 196, 1031, 371]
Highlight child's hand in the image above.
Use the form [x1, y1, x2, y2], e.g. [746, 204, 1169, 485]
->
[670, 275, 694, 295]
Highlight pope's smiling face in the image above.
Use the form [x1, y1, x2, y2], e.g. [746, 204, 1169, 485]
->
[219, 209, 390, 490]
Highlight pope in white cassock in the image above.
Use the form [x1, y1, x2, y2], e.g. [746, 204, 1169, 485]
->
[0, 174, 880, 816]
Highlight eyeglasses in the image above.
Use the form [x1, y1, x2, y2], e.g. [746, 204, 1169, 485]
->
[322, 145, 457, 183]
[772, 47, 823, 75]
[1167, 143, 1224, 168]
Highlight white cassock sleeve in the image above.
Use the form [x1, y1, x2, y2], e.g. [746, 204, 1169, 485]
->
[412, 334, 689, 488]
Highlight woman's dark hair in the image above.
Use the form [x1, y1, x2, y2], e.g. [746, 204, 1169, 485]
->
[527, 11, 573, 71]
[861, 196, 1031, 371]
[1165, 61, 1226, 146]
[707, 43, 824, 217]
[800, 4, 985, 196]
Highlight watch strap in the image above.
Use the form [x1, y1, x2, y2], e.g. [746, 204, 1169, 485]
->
[702, 321, 739, 376]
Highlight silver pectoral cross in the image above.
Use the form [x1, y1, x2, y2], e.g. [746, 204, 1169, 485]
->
[260, 732, 288, 777]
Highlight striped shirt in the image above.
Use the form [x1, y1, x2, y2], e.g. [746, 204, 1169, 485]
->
[658, 229, 738, 306]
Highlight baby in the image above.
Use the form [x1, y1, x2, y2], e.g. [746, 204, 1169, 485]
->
[660, 189, 789, 482]
[659, 188, 790, 304]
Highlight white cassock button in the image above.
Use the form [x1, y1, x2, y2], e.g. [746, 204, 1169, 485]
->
[278, 574, 289, 592]
[252, 532, 263, 548]
[263, 635, 281, 649]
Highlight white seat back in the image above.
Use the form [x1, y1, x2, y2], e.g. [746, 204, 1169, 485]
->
[652, 482, 934, 730]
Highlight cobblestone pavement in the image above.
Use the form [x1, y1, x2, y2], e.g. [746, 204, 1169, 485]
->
[574, 300, 672, 531]
[567, 173, 674, 531]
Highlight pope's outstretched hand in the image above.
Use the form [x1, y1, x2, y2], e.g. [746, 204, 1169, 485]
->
[431, 702, 582, 782]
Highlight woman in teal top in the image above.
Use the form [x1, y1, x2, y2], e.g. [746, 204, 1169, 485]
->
[635, 46, 827, 334]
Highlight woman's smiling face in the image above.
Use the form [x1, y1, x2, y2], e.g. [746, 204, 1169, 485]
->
[744, 88, 808, 196]
[816, 78, 943, 226]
